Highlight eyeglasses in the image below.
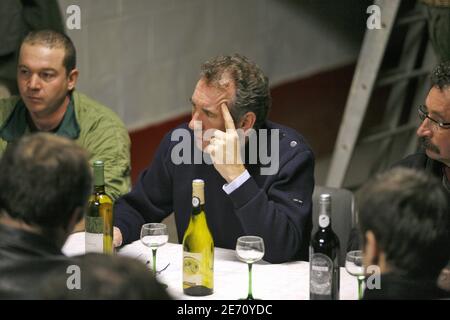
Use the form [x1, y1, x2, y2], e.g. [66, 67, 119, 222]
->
[418, 105, 450, 130]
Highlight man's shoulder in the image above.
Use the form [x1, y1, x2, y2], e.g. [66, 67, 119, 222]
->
[0, 254, 75, 299]
[170, 122, 190, 131]
[0, 96, 20, 123]
[72, 91, 126, 129]
[161, 122, 191, 148]
[265, 120, 314, 155]
[164, 122, 191, 138]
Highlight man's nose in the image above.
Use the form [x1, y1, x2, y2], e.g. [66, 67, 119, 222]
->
[417, 119, 432, 138]
[28, 74, 41, 90]
[189, 111, 201, 130]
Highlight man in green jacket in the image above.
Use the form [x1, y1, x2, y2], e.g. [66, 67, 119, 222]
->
[0, 30, 131, 204]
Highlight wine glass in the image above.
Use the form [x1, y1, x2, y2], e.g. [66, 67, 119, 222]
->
[235, 236, 265, 300]
[345, 250, 365, 300]
[140, 223, 169, 284]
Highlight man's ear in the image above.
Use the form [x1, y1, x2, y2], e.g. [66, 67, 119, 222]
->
[67, 68, 79, 91]
[363, 230, 379, 268]
[238, 112, 256, 132]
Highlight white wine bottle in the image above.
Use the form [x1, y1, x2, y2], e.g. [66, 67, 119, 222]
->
[182, 179, 214, 296]
[85, 160, 114, 254]
[309, 194, 340, 300]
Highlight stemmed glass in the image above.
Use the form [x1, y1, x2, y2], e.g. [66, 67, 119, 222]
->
[235, 236, 265, 300]
[140, 223, 169, 284]
[345, 250, 365, 300]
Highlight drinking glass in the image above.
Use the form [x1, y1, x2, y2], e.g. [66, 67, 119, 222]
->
[235, 236, 265, 300]
[345, 250, 365, 300]
[140, 223, 169, 284]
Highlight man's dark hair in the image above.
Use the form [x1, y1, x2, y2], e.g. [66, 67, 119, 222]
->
[431, 60, 450, 90]
[22, 29, 76, 74]
[0, 133, 91, 231]
[356, 168, 450, 279]
[40, 253, 171, 300]
[200, 54, 271, 130]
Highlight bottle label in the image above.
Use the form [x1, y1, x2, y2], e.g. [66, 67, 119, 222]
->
[310, 253, 333, 295]
[86, 215, 104, 233]
[86, 232, 103, 253]
[318, 214, 330, 228]
[85, 216, 104, 253]
[183, 252, 203, 286]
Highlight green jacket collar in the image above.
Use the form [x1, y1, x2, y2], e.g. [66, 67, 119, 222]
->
[0, 95, 80, 142]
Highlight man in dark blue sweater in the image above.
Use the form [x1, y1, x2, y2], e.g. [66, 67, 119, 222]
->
[113, 54, 315, 263]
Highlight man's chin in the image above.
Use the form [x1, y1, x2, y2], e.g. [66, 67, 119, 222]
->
[24, 100, 50, 116]
[424, 149, 449, 166]
[24, 100, 44, 111]
[425, 148, 439, 160]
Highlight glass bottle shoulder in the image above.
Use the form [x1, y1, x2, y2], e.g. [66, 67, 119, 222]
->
[311, 228, 340, 248]
[89, 192, 113, 205]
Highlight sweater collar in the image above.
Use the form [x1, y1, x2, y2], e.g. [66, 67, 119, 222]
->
[0, 94, 80, 142]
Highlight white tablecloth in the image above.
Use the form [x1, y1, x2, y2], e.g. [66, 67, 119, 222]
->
[63, 232, 358, 300]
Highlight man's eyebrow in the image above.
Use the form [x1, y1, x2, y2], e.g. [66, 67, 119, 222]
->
[190, 97, 217, 115]
[17, 65, 57, 73]
[189, 98, 201, 108]
[202, 107, 216, 115]
[41, 68, 57, 73]
[429, 109, 445, 119]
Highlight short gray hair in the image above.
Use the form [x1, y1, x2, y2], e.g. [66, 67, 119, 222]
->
[200, 54, 271, 129]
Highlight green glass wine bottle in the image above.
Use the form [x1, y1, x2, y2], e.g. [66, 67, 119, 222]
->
[85, 160, 114, 254]
[309, 194, 340, 300]
[182, 179, 214, 296]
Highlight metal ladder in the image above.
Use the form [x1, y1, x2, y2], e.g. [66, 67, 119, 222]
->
[326, 0, 436, 188]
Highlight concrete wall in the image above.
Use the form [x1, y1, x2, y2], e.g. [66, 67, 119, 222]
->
[58, 0, 369, 130]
